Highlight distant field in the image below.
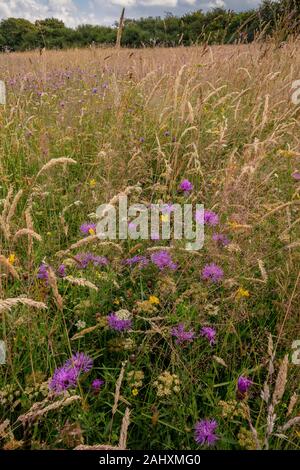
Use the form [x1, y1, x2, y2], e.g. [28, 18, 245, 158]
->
[0, 42, 299, 450]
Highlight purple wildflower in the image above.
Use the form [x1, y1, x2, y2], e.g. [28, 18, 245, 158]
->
[237, 376, 253, 394]
[37, 263, 49, 281]
[179, 179, 193, 192]
[151, 250, 177, 270]
[212, 233, 230, 247]
[123, 255, 149, 268]
[171, 323, 195, 344]
[161, 203, 175, 214]
[65, 352, 93, 374]
[164, 130, 170, 136]
[80, 222, 96, 235]
[107, 313, 132, 332]
[202, 263, 224, 282]
[75, 253, 108, 269]
[292, 171, 300, 181]
[91, 378, 105, 393]
[200, 326, 216, 345]
[139, 137, 145, 143]
[57, 264, 66, 278]
[49, 366, 78, 394]
[194, 419, 219, 447]
[204, 210, 219, 226]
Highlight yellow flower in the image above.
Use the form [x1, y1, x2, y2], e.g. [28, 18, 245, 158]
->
[236, 287, 250, 298]
[88, 228, 95, 235]
[132, 388, 139, 396]
[160, 214, 169, 222]
[149, 295, 160, 305]
[277, 149, 297, 158]
[89, 179, 97, 188]
[7, 254, 16, 265]
[113, 299, 120, 305]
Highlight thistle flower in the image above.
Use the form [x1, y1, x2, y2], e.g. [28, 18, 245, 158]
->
[37, 263, 49, 281]
[49, 366, 78, 394]
[57, 264, 66, 278]
[65, 352, 93, 374]
[75, 253, 108, 269]
[171, 323, 195, 344]
[237, 376, 253, 394]
[212, 233, 230, 247]
[107, 312, 132, 332]
[91, 378, 104, 393]
[151, 250, 177, 270]
[80, 222, 96, 236]
[200, 326, 216, 345]
[202, 263, 224, 282]
[204, 210, 219, 226]
[179, 179, 193, 192]
[123, 255, 149, 268]
[292, 171, 300, 181]
[194, 419, 219, 447]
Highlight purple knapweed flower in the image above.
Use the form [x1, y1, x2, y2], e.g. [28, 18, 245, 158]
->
[200, 326, 216, 345]
[202, 263, 224, 282]
[80, 222, 96, 235]
[139, 137, 145, 143]
[212, 233, 230, 247]
[65, 352, 93, 374]
[49, 365, 78, 394]
[123, 255, 149, 268]
[91, 378, 105, 393]
[151, 250, 177, 270]
[164, 130, 170, 136]
[292, 171, 300, 181]
[171, 323, 195, 344]
[161, 203, 175, 214]
[37, 263, 49, 281]
[204, 210, 219, 226]
[74, 252, 108, 269]
[107, 313, 132, 332]
[92, 87, 98, 94]
[179, 179, 193, 192]
[194, 419, 219, 447]
[57, 264, 66, 278]
[237, 376, 253, 394]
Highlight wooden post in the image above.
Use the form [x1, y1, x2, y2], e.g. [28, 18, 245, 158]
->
[116, 8, 125, 48]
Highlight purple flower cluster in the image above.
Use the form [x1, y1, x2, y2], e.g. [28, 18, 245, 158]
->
[200, 326, 216, 345]
[292, 171, 300, 181]
[204, 210, 219, 226]
[92, 378, 105, 393]
[80, 222, 96, 235]
[212, 233, 230, 247]
[37, 263, 49, 281]
[179, 179, 193, 192]
[194, 419, 219, 447]
[151, 250, 177, 270]
[107, 313, 132, 332]
[237, 376, 253, 394]
[202, 263, 224, 282]
[171, 323, 195, 344]
[49, 352, 93, 394]
[123, 255, 149, 268]
[75, 252, 109, 269]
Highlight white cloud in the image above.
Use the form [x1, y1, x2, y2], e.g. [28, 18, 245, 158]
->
[111, 0, 179, 6]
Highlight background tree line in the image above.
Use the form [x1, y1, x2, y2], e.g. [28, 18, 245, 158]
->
[0, 0, 299, 51]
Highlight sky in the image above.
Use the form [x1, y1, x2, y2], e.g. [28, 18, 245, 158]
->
[0, 1, 263, 27]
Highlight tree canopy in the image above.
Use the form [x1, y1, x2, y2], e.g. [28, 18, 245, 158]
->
[0, 1, 299, 51]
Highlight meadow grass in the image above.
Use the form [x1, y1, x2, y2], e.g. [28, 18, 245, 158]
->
[0, 42, 299, 450]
